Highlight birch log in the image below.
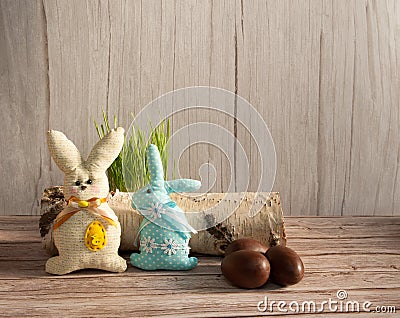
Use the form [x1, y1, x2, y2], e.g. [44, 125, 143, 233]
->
[40, 187, 286, 256]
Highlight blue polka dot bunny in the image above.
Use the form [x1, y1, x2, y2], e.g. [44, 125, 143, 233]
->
[130, 144, 200, 270]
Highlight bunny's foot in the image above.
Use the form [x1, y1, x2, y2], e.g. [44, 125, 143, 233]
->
[130, 253, 159, 270]
[130, 251, 198, 271]
[172, 256, 198, 270]
[45, 256, 82, 275]
[100, 255, 127, 273]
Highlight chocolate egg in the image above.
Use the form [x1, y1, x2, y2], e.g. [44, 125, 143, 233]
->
[221, 250, 270, 289]
[265, 245, 304, 286]
[225, 238, 269, 256]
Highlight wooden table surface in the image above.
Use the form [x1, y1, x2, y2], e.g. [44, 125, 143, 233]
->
[0, 216, 399, 317]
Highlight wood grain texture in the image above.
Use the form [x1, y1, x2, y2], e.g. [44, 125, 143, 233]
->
[0, 0, 52, 216]
[0, 0, 399, 216]
[0, 216, 399, 317]
[236, 0, 321, 216]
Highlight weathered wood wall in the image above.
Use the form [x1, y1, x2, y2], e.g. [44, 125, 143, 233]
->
[0, 0, 399, 216]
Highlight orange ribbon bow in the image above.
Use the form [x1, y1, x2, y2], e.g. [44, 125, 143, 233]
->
[53, 196, 117, 231]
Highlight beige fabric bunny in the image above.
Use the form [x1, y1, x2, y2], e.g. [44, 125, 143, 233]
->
[46, 127, 127, 275]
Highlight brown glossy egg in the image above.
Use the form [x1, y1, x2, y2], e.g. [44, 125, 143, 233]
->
[221, 250, 270, 289]
[225, 238, 269, 256]
[265, 245, 304, 286]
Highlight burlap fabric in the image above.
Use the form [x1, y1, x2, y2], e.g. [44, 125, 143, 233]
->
[45, 127, 127, 275]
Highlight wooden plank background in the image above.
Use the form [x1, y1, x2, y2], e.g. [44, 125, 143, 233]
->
[0, 0, 399, 216]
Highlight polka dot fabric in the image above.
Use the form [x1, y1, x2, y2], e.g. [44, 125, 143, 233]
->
[130, 144, 201, 271]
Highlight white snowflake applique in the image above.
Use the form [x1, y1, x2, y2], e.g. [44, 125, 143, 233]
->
[141, 236, 156, 254]
[145, 202, 165, 220]
[161, 238, 179, 256]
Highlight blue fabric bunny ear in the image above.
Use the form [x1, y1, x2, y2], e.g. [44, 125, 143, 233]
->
[147, 144, 164, 188]
[165, 179, 201, 193]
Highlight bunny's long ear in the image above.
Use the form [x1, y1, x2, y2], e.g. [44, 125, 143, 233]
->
[165, 179, 201, 193]
[47, 130, 83, 172]
[147, 144, 164, 188]
[86, 127, 125, 171]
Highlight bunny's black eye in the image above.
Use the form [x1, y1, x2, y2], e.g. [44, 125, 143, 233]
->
[146, 188, 152, 193]
[75, 181, 81, 186]
[86, 179, 92, 185]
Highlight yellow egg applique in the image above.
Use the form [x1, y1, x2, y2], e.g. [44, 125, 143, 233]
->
[85, 221, 107, 251]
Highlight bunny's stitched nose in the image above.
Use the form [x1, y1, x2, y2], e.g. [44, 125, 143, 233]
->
[81, 185, 87, 191]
